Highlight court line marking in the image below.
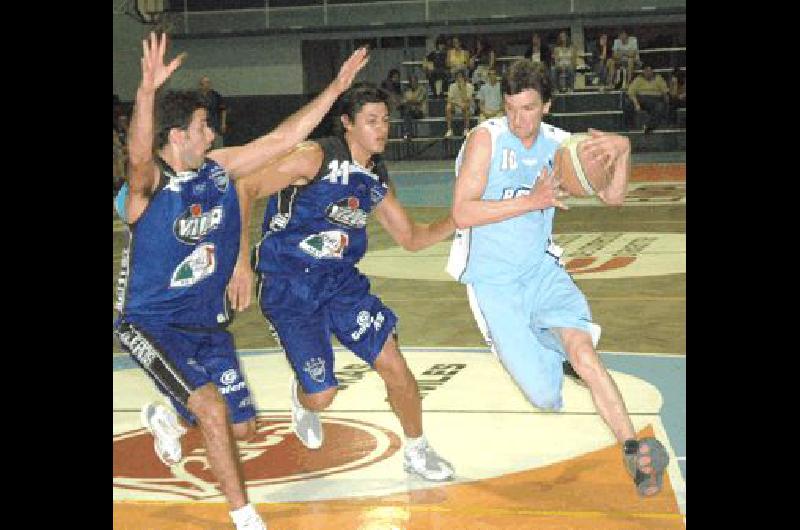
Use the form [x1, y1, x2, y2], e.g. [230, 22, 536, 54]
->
[113, 408, 664, 416]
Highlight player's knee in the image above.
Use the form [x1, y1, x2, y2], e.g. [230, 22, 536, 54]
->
[570, 346, 603, 382]
[303, 387, 337, 411]
[188, 385, 228, 427]
[232, 419, 257, 441]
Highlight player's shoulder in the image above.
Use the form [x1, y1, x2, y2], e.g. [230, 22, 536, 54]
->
[540, 122, 571, 145]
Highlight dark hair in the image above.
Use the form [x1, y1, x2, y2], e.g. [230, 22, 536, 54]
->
[335, 82, 390, 134]
[388, 68, 400, 78]
[154, 90, 206, 149]
[501, 59, 552, 103]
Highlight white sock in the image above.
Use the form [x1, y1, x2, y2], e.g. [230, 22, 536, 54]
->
[230, 503, 258, 525]
[405, 435, 427, 453]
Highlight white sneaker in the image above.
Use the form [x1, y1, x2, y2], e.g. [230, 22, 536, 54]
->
[444, 129, 453, 138]
[230, 504, 268, 530]
[140, 402, 187, 466]
[403, 438, 455, 481]
[291, 379, 323, 449]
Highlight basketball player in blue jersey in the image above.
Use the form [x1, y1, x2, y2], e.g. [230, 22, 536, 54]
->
[114, 33, 368, 529]
[230, 84, 457, 481]
[448, 60, 670, 497]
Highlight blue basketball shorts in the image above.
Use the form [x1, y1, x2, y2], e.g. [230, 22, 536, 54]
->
[114, 319, 256, 425]
[468, 256, 600, 411]
[258, 266, 398, 395]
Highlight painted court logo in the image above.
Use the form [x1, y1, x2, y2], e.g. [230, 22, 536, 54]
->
[113, 415, 401, 500]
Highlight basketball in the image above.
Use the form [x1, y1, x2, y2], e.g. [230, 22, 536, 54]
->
[553, 133, 612, 197]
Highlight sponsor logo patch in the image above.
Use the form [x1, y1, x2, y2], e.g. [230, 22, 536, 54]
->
[220, 369, 238, 386]
[325, 196, 367, 228]
[351, 310, 385, 341]
[299, 230, 349, 259]
[174, 204, 223, 244]
[170, 243, 216, 288]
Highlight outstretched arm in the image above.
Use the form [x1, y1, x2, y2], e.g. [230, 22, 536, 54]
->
[580, 128, 631, 206]
[451, 128, 568, 229]
[225, 142, 323, 311]
[126, 32, 186, 224]
[372, 191, 456, 252]
[209, 48, 369, 179]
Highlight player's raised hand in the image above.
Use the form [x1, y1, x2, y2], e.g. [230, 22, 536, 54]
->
[140, 32, 186, 93]
[581, 128, 630, 175]
[530, 166, 569, 211]
[334, 47, 370, 93]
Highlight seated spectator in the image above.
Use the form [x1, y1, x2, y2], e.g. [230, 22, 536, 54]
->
[470, 37, 496, 88]
[423, 38, 449, 98]
[524, 33, 550, 68]
[624, 64, 669, 133]
[399, 74, 428, 140]
[380, 68, 403, 113]
[447, 37, 471, 81]
[444, 70, 474, 138]
[477, 68, 503, 122]
[668, 67, 686, 124]
[551, 30, 577, 93]
[610, 29, 641, 88]
[113, 127, 126, 195]
[588, 33, 612, 89]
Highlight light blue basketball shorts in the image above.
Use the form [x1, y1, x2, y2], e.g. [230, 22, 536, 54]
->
[468, 255, 600, 411]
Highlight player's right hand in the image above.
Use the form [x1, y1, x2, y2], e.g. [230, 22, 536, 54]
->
[529, 166, 569, 211]
[334, 46, 370, 93]
[140, 32, 186, 93]
[226, 257, 254, 312]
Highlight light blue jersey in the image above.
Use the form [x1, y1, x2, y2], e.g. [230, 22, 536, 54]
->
[446, 117, 600, 412]
[447, 117, 569, 284]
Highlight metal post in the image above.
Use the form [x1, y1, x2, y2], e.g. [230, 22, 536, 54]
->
[183, 0, 189, 33]
[265, 0, 269, 29]
[324, 0, 328, 26]
[425, 0, 429, 21]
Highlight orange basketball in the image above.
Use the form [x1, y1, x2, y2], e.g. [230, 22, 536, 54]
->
[553, 133, 612, 197]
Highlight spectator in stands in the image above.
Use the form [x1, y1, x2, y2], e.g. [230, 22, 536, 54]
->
[589, 33, 612, 89]
[399, 74, 428, 140]
[115, 113, 130, 146]
[444, 70, 474, 138]
[424, 38, 449, 98]
[447, 37, 471, 81]
[476, 68, 503, 122]
[198, 75, 227, 148]
[668, 67, 686, 124]
[113, 128, 126, 195]
[551, 30, 577, 93]
[380, 68, 403, 113]
[625, 64, 669, 133]
[610, 29, 641, 88]
[470, 37, 496, 89]
[524, 33, 550, 68]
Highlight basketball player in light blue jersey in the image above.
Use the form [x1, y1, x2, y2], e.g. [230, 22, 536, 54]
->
[447, 59, 669, 497]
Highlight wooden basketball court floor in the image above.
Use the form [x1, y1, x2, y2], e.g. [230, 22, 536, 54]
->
[113, 156, 686, 529]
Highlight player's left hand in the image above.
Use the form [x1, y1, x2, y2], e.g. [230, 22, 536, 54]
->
[226, 257, 254, 311]
[581, 128, 630, 175]
[334, 47, 370, 93]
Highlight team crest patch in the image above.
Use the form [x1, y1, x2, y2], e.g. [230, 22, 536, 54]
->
[299, 230, 349, 259]
[170, 243, 216, 288]
[174, 204, 223, 244]
[303, 357, 326, 383]
[325, 196, 367, 228]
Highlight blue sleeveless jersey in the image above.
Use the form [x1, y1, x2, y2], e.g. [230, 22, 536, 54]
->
[254, 136, 390, 275]
[450, 118, 570, 284]
[115, 157, 241, 327]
